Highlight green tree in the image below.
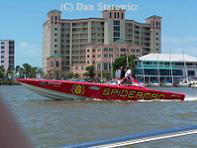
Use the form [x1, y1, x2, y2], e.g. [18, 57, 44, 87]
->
[6, 68, 14, 80]
[0, 66, 5, 80]
[23, 63, 32, 78]
[22, 63, 42, 78]
[83, 65, 96, 78]
[103, 72, 111, 79]
[113, 55, 136, 72]
[30, 67, 36, 78]
[66, 72, 74, 79]
[74, 73, 80, 78]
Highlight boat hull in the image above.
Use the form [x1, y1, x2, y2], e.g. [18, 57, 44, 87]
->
[17, 79, 185, 101]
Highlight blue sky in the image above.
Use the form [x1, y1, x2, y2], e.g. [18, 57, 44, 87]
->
[0, 0, 197, 67]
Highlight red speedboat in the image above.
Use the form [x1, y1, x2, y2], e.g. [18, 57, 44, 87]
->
[17, 79, 185, 101]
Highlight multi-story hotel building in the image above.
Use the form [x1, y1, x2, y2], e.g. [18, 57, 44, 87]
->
[43, 9, 161, 76]
[0, 40, 15, 71]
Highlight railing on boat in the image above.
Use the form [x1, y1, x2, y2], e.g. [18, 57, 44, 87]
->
[64, 125, 197, 148]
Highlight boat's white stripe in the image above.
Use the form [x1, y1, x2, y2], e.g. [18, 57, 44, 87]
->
[20, 82, 91, 100]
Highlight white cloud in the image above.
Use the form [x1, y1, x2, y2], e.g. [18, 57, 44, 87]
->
[19, 42, 28, 48]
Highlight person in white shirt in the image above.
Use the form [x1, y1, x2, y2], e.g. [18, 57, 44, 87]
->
[121, 67, 133, 84]
[125, 67, 132, 83]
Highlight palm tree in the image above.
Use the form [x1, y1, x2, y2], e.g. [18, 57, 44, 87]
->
[23, 63, 32, 78]
[83, 65, 96, 78]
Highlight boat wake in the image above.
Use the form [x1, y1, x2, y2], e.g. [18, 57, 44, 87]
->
[184, 96, 197, 101]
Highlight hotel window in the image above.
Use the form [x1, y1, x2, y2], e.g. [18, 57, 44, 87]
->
[54, 45, 57, 47]
[121, 13, 124, 19]
[188, 70, 195, 76]
[109, 48, 113, 52]
[113, 32, 120, 41]
[164, 62, 170, 65]
[117, 13, 119, 19]
[114, 20, 120, 25]
[114, 12, 117, 18]
[110, 12, 112, 18]
[1, 56, 4, 59]
[120, 48, 126, 52]
[104, 54, 108, 58]
[114, 26, 120, 31]
[1, 46, 4, 49]
[54, 28, 58, 30]
[1, 51, 4, 54]
[1, 42, 4, 44]
[87, 55, 89, 58]
[104, 63, 108, 70]
[113, 20, 120, 41]
[56, 61, 59, 67]
[1, 61, 4, 63]
[109, 54, 113, 57]
[54, 33, 57, 36]
[104, 48, 108, 51]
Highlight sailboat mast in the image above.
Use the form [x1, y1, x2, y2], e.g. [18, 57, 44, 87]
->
[101, 62, 103, 79]
[183, 50, 188, 82]
[111, 57, 113, 78]
[141, 60, 145, 83]
[169, 50, 174, 83]
[126, 55, 129, 67]
[156, 54, 160, 83]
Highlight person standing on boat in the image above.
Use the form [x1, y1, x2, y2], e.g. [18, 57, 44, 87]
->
[124, 67, 133, 84]
[120, 66, 126, 79]
[115, 67, 121, 79]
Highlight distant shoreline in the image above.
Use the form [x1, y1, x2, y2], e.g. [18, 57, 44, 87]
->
[0, 80, 20, 85]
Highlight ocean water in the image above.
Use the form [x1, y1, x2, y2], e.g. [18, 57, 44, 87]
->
[0, 85, 197, 148]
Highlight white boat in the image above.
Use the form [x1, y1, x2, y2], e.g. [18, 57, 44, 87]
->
[162, 82, 173, 87]
[189, 80, 197, 88]
[190, 84, 197, 88]
[149, 81, 160, 87]
[178, 80, 189, 87]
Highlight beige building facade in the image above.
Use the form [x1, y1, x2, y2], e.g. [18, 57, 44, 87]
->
[43, 9, 161, 76]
